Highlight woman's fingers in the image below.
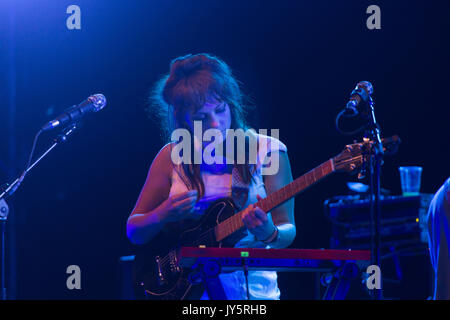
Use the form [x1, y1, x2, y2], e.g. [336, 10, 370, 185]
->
[172, 190, 198, 202]
[243, 205, 264, 228]
[175, 195, 197, 208]
[242, 203, 276, 242]
[253, 195, 267, 222]
[164, 191, 197, 219]
[174, 198, 197, 219]
[253, 206, 268, 222]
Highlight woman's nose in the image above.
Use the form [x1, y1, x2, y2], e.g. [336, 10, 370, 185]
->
[209, 115, 220, 129]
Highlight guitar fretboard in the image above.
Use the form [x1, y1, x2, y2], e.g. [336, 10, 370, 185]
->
[215, 159, 335, 241]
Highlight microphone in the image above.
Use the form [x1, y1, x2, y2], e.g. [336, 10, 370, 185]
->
[345, 81, 373, 115]
[41, 94, 107, 131]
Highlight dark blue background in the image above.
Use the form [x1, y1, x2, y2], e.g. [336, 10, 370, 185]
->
[0, 0, 449, 299]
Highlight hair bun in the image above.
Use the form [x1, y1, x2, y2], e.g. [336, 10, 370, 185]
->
[171, 54, 215, 79]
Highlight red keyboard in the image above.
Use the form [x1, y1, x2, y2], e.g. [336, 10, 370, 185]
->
[179, 247, 370, 272]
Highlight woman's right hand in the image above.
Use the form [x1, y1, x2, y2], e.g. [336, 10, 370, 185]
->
[159, 190, 198, 223]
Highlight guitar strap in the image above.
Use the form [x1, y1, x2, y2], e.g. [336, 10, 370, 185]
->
[230, 130, 260, 210]
[231, 166, 250, 210]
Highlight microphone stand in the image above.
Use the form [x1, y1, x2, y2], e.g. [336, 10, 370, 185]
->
[363, 97, 384, 300]
[0, 123, 79, 300]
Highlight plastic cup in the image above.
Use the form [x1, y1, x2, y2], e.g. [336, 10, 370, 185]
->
[399, 166, 423, 196]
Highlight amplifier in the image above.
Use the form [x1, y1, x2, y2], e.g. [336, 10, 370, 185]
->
[324, 194, 434, 250]
[324, 193, 435, 299]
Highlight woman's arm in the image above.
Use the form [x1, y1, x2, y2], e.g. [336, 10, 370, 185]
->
[126, 144, 172, 245]
[262, 150, 296, 248]
[242, 150, 296, 248]
[126, 144, 197, 245]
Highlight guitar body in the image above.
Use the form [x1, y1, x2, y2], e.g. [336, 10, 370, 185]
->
[134, 197, 245, 300]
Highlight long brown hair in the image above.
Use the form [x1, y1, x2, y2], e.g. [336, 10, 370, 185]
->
[148, 53, 256, 197]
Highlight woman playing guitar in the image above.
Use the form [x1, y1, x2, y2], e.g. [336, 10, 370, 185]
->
[126, 53, 296, 300]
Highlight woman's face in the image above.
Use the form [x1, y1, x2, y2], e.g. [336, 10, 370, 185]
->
[186, 96, 232, 137]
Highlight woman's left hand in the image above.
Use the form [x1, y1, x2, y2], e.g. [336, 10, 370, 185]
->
[242, 195, 277, 242]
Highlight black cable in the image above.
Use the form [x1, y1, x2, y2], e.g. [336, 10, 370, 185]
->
[335, 109, 366, 136]
[4, 129, 43, 198]
[13, 130, 42, 190]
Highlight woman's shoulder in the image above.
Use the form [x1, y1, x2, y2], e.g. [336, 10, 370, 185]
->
[155, 142, 176, 160]
[253, 131, 288, 154]
[150, 142, 176, 176]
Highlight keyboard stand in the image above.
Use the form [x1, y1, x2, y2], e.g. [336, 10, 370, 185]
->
[189, 258, 227, 300]
[321, 262, 360, 300]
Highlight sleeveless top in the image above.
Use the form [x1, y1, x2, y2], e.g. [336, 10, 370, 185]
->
[167, 133, 288, 300]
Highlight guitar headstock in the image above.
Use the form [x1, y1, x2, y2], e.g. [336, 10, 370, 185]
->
[333, 135, 401, 174]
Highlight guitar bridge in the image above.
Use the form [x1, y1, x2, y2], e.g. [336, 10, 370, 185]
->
[169, 250, 181, 273]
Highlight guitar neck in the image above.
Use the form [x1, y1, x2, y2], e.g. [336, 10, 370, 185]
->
[215, 158, 336, 241]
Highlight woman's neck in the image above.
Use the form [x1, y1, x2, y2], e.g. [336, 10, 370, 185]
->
[200, 162, 233, 174]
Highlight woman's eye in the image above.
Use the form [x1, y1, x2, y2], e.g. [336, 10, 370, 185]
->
[216, 106, 225, 113]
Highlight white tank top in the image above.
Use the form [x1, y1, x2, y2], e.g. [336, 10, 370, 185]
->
[168, 133, 288, 300]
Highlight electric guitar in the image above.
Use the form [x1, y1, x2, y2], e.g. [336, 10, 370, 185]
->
[133, 136, 400, 300]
